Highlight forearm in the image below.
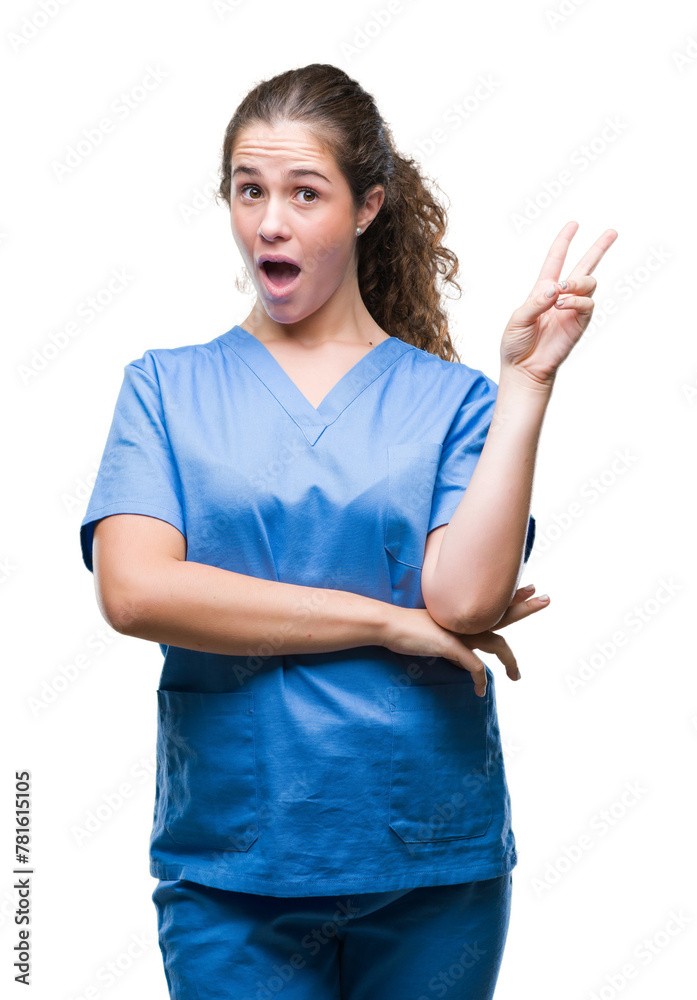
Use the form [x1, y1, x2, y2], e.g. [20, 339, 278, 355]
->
[118, 558, 392, 657]
[425, 368, 552, 632]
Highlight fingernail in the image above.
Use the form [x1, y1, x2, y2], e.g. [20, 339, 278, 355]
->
[538, 594, 549, 602]
[545, 285, 557, 297]
[560, 280, 569, 289]
[523, 584, 535, 591]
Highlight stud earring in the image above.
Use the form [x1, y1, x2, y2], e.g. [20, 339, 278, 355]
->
[356, 227, 363, 235]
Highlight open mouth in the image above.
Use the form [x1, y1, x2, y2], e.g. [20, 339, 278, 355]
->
[261, 261, 302, 290]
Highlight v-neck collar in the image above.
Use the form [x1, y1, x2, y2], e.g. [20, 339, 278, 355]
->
[218, 325, 415, 445]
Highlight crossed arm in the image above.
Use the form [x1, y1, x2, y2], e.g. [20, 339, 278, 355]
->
[92, 371, 548, 659]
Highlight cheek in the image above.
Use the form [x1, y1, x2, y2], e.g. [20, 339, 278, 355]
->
[230, 209, 255, 253]
[230, 203, 244, 233]
[305, 225, 352, 278]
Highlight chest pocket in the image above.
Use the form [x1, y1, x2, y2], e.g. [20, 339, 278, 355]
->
[157, 689, 258, 852]
[384, 442, 443, 569]
[387, 682, 493, 843]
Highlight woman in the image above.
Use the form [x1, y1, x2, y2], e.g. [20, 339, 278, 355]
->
[79, 63, 616, 1000]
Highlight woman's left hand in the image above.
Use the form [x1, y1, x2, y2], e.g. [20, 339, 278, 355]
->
[458, 584, 550, 683]
[500, 220, 618, 387]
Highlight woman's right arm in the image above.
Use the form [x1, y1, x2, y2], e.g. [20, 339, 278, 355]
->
[92, 513, 392, 656]
[92, 512, 544, 694]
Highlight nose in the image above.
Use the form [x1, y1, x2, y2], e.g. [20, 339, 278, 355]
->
[257, 196, 291, 241]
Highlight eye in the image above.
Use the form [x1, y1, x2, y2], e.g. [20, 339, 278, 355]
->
[238, 184, 319, 204]
[240, 184, 262, 200]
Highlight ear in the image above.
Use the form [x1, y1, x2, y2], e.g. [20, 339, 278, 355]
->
[357, 185, 386, 231]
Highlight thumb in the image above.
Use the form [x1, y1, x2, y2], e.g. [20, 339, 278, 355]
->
[512, 282, 560, 328]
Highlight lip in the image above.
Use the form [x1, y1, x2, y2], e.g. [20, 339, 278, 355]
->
[257, 253, 302, 298]
[257, 253, 302, 268]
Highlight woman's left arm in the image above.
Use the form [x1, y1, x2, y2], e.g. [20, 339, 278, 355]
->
[422, 372, 549, 633]
[422, 220, 618, 633]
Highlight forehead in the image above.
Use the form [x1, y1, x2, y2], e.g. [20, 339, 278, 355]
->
[231, 121, 336, 171]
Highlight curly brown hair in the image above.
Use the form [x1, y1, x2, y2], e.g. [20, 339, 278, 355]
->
[215, 63, 462, 363]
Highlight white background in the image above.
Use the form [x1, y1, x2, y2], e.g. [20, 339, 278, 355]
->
[3, 0, 696, 997]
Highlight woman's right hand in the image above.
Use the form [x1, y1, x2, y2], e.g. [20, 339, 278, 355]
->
[381, 585, 549, 698]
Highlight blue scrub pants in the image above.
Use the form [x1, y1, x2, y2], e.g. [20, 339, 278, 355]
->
[152, 873, 512, 1000]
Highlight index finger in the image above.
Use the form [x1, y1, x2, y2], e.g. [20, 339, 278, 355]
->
[536, 221, 618, 284]
[535, 220, 580, 284]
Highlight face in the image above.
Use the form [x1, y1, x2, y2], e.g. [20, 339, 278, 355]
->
[228, 120, 383, 325]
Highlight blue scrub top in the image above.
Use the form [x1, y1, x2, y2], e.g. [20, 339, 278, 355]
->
[79, 324, 535, 897]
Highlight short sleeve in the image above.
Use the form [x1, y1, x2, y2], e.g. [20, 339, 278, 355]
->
[79, 361, 185, 574]
[428, 372, 536, 563]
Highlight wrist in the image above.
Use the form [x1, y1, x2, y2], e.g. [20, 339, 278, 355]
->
[367, 596, 398, 649]
[498, 364, 556, 397]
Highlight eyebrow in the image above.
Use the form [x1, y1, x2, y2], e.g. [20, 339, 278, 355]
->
[231, 165, 332, 185]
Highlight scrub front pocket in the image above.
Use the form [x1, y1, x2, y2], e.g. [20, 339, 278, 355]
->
[157, 689, 259, 852]
[387, 682, 493, 843]
[384, 442, 443, 569]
